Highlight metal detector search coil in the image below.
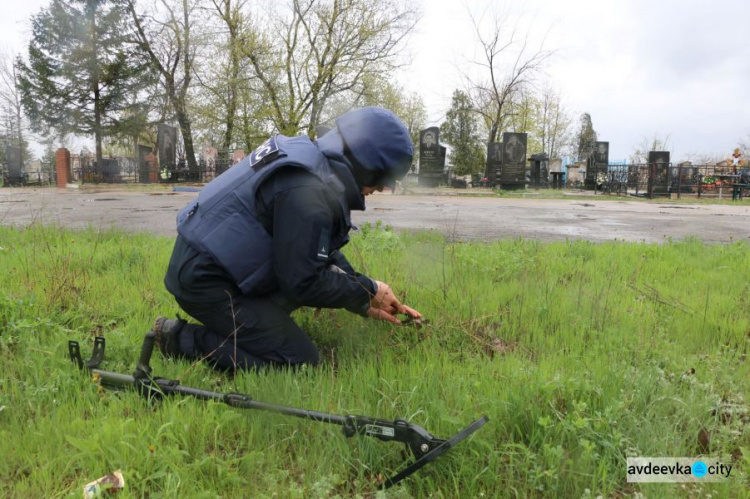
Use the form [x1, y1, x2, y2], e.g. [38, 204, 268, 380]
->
[68, 333, 488, 489]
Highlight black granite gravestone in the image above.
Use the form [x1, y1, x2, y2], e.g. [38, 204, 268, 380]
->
[585, 141, 609, 189]
[6, 146, 22, 175]
[499, 132, 527, 189]
[4, 146, 23, 185]
[648, 150, 670, 195]
[485, 142, 503, 186]
[594, 141, 609, 166]
[529, 153, 549, 189]
[418, 127, 444, 187]
[157, 123, 177, 170]
[100, 158, 120, 181]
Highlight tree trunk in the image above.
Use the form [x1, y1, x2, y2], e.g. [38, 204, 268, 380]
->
[221, 1, 240, 153]
[94, 81, 103, 164]
[222, 84, 237, 153]
[91, 10, 103, 164]
[175, 105, 197, 171]
[489, 122, 498, 144]
[241, 97, 254, 151]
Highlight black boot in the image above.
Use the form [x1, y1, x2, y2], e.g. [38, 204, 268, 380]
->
[152, 316, 186, 358]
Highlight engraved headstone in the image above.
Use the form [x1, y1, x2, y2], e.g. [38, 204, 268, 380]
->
[529, 153, 549, 189]
[485, 142, 503, 185]
[157, 123, 177, 169]
[586, 141, 609, 189]
[594, 141, 609, 166]
[4, 146, 23, 185]
[648, 150, 670, 195]
[418, 127, 444, 187]
[5, 146, 22, 176]
[100, 158, 119, 180]
[499, 132, 527, 188]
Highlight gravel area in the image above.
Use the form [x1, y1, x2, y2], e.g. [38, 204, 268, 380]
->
[2, 185, 749, 244]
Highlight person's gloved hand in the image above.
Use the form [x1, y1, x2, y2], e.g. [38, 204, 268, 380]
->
[367, 280, 422, 325]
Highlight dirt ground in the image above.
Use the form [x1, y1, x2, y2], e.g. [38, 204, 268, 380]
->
[1, 185, 749, 244]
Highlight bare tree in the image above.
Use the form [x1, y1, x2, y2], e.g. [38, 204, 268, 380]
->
[192, 0, 271, 153]
[200, 0, 250, 153]
[536, 85, 572, 159]
[629, 133, 671, 164]
[506, 87, 535, 133]
[466, 9, 552, 144]
[0, 51, 29, 164]
[245, 0, 418, 137]
[127, 0, 201, 170]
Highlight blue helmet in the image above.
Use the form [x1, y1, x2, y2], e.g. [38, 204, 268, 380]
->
[320, 107, 413, 189]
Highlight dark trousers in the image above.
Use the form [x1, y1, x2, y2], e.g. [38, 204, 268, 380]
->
[175, 293, 319, 371]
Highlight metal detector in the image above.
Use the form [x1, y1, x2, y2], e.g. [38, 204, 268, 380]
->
[68, 333, 488, 489]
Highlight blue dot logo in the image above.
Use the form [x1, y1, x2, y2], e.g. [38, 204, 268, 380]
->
[692, 461, 707, 478]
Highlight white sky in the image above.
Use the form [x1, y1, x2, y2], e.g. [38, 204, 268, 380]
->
[406, 0, 750, 162]
[2, 0, 749, 162]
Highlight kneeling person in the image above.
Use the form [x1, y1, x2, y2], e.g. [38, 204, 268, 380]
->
[156, 107, 422, 371]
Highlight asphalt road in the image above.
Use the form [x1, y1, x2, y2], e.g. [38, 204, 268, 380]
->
[1, 185, 749, 244]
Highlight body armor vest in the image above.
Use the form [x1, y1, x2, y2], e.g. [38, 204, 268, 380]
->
[176, 135, 351, 295]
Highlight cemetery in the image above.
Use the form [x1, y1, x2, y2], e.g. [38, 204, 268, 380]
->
[4, 121, 747, 203]
[2, 124, 243, 187]
[411, 128, 749, 200]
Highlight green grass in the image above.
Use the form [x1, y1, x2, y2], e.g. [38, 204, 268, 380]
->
[0, 223, 748, 498]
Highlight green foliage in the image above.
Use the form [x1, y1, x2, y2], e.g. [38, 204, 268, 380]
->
[535, 87, 573, 160]
[0, 225, 748, 497]
[505, 91, 542, 153]
[242, 0, 418, 137]
[17, 0, 154, 161]
[440, 90, 485, 176]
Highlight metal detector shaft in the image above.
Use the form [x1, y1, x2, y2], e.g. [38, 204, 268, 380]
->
[78, 333, 351, 425]
[68, 334, 488, 489]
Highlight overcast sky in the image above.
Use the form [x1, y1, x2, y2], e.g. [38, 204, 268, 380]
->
[2, 0, 749, 162]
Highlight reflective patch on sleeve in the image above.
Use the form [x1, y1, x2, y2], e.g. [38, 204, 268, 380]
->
[250, 136, 280, 169]
[317, 227, 331, 260]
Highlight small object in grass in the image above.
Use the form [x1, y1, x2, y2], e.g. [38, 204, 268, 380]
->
[82, 469, 125, 497]
[697, 428, 711, 454]
[400, 316, 429, 329]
